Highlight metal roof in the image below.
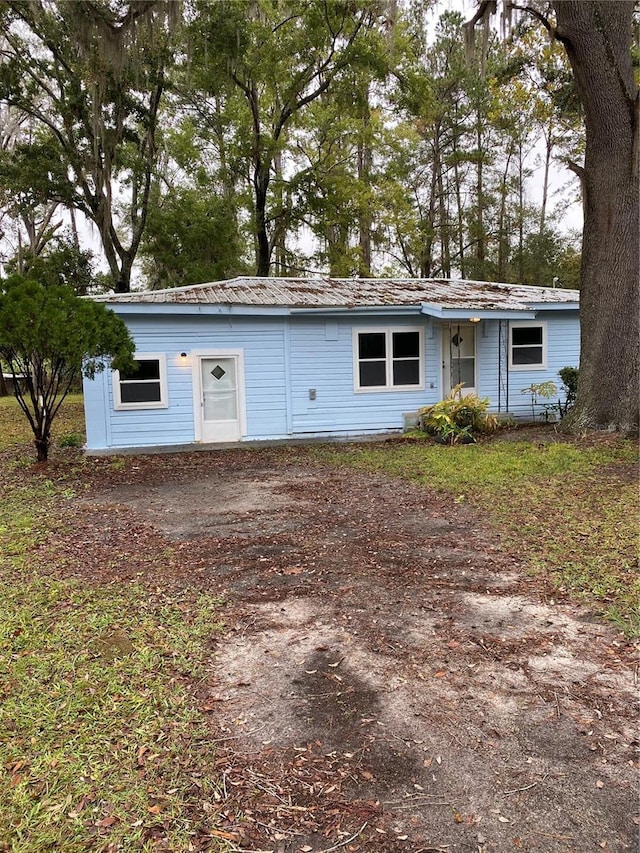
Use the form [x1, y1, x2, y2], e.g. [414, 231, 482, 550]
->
[93, 277, 579, 311]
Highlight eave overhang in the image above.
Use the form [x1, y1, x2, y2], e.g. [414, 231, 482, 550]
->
[109, 303, 292, 317]
[103, 297, 577, 320]
[289, 305, 421, 317]
[420, 304, 537, 320]
[526, 302, 579, 311]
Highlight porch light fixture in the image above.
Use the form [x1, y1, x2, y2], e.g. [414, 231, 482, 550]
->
[469, 317, 481, 324]
[179, 352, 188, 364]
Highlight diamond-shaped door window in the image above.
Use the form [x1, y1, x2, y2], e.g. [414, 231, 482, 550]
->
[211, 365, 226, 380]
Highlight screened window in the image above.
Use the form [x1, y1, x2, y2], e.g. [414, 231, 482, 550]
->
[355, 329, 423, 390]
[113, 354, 168, 410]
[510, 323, 546, 369]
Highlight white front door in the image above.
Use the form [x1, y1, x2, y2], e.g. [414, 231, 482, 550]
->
[442, 324, 476, 397]
[196, 353, 244, 442]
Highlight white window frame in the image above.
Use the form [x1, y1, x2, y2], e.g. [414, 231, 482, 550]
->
[113, 352, 168, 410]
[353, 327, 424, 392]
[509, 321, 547, 371]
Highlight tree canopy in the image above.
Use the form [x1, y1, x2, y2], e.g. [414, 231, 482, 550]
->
[0, 0, 179, 292]
[0, 0, 585, 288]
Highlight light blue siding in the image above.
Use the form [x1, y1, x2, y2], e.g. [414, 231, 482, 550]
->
[84, 314, 289, 449]
[83, 306, 580, 450]
[475, 320, 501, 403]
[287, 317, 439, 434]
[474, 313, 579, 416]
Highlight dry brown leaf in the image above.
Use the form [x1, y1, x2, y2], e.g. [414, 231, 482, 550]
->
[208, 828, 240, 841]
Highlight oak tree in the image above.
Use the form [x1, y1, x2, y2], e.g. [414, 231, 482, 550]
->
[467, 0, 639, 433]
[0, 1, 179, 292]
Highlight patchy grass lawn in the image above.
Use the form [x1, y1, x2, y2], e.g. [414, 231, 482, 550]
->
[0, 394, 638, 851]
[0, 393, 86, 451]
[312, 433, 640, 637]
[0, 397, 229, 852]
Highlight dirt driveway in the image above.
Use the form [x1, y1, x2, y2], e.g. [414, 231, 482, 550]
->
[87, 449, 638, 853]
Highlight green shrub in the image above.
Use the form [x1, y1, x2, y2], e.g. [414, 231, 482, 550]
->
[418, 383, 498, 444]
[57, 432, 84, 448]
[558, 366, 579, 417]
[520, 380, 558, 421]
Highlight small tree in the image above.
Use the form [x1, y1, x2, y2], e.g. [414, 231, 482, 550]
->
[0, 275, 135, 461]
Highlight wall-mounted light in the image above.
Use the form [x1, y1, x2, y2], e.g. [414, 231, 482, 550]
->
[179, 352, 188, 365]
[469, 317, 481, 324]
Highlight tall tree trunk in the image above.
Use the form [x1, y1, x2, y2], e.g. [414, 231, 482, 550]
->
[254, 164, 271, 276]
[436, 140, 450, 277]
[517, 140, 525, 283]
[554, 1, 639, 433]
[539, 120, 553, 236]
[115, 253, 135, 294]
[420, 124, 442, 278]
[327, 220, 352, 276]
[16, 230, 24, 275]
[497, 145, 513, 280]
[474, 114, 485, 276]
[357, 86, 372, 277]
[273, 150, 287, 276]
[70, 206, 80, 249]
[451, 115, 466, 278]
[420, 146, 439, 278]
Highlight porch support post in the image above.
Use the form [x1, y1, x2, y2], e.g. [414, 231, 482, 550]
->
[498, 319, 510, 413]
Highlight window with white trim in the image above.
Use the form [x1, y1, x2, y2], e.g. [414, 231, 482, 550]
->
[509, 322, 547, 369]
[354, 328, 423, 391]
[113, 354, 168, 410]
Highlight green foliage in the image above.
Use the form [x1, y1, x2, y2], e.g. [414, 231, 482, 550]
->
[516, 228, 581, 289]
[187, 0, 389, 275]
[418, 383, 498, 444]
[57, 432, 84, 449]
[0, 1, 587, 288]
[5, 236, 96, 295]
[0, 275, 134, 460]
[140, 187, 248, 288]
[522, 370, 579, 421]
[558, 365, 579, 417]
[0, 275, 134, 378]
[520, 380, 558, 420]
[0, 133, 73, 216]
